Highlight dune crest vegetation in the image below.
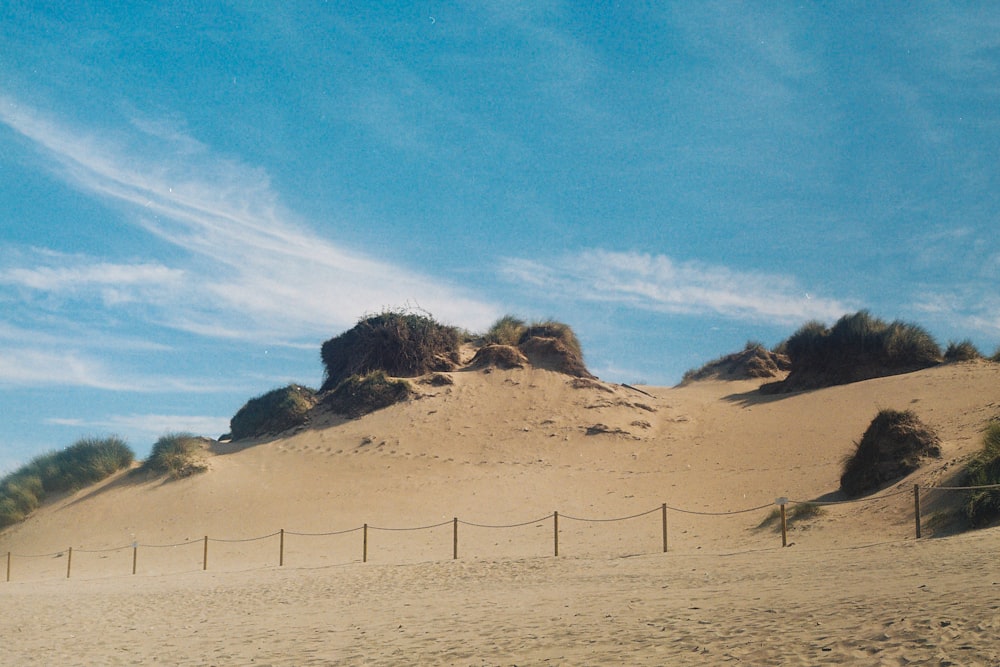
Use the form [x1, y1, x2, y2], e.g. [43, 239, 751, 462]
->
[143, 433, 210, 479]
[319, 310, 461, 392]
[0, 436, 134, 529]
[763, 311, 942, 393]
[840, 409, 941, 497]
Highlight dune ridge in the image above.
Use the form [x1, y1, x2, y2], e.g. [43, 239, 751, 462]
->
[2, 361, 1000, 664]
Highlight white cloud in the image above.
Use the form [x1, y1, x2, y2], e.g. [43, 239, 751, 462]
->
[0, 347, 236, 392]
[501, 249, 850, 325]
[47, 414, 230, 441]
[0, 97, 499, 343]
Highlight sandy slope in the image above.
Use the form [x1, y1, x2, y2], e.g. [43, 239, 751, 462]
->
[2, 361, 999, 664]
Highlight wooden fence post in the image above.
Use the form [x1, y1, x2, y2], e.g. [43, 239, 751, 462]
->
[132, 542, 138, 575]
[363, 524, 368, 563]
[279, 529, 285, 567]
[776, 497, 788, 548]
[661, 503, 668, 553]
[203, 536, 208, 571]
[453, 518, 458, 560]
[66, 547, 72, 579]
[553, 511, 559, 557]
[6, 551, 10, 582]
[914, 485, 922, 539]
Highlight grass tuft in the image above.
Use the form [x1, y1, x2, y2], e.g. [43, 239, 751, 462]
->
[964, 422, 1000, 527]
[944, 339, 982, 362]
[0, 436, 134, 529]
[771, 310, 941, 391]
[482, 315, 527, 347]
[840, 409, 941, 497]
[144, 433, 209, 478]
[230, 384, 318, 441]
[323, 370, 412, 418]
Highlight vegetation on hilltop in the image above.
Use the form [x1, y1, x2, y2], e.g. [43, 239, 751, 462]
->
[840, 409, 941, 497]
[229, 384, 318, 441]
[321, 370, 412, 418]
[143, 433, 209, 479]
[944, 339, 982, 362]
[763, 311, 942, 393]
[320, 310, 461, 392]
[682, 341, 791, 384]
[0, 436, 134, 529]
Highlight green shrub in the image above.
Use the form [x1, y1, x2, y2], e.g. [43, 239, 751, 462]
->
[320, 310, 461, 391]
[482, 315, 527, 347]
[944, 340, 982, 362]
[519, 319, 584, 360]
[323, 370, 412, 418]
[840, 409, 941, 497]
[145, 433, 209, 478]
[682, 341, 790, 383]
[964, 422, 1000, 527]
[0, 436, 134, 529]
[990, 346, 1000, 363]
[774, 311, 941, 391]
[230, 384, 318, 441]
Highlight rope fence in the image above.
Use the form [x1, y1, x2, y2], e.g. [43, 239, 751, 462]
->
[4, 482, 998, 583]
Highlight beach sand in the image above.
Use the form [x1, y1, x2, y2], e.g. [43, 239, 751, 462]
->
[2, 361, 999, 664]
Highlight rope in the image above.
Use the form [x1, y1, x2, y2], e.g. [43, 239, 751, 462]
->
[367, 519, 454, 532]
[786, 485, 914, 507]
[285, 526, 364, 537]
[74, 544, 132, 554]
[559, 506, 662, 523]
[665, 501, 775, 516]
[921, 483, 1000, 492]
[142, 539, 203, 549]
[459, 514, 554, 529]
[208, 532, 281, 544]
[10, 550, 65, 559]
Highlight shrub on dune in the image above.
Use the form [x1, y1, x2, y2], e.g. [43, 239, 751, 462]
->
[482, 314, 527, 347]
[770, 311, 942, 391]
[229, 384, 318, 441]
[944, 340, 982, 362]
[322, 370, 412, 418]
[840, 409, 941, 497]
[0, 436, 134, 529]
[145, 433, 209, 478]
[964, 422, 1000, 527]
[320, 310, 461, 392]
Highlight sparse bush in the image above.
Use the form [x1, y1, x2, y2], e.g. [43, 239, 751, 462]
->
[320, 310, 461, 391]
[772, 311, 942, 391]
[230, 384, 318, 441]
[964, 422, 1000, 527]
[482, 315, 526, 347]
[323, 370, 412, 418]
[944, 340, 982, 362]
[989, 346, 1000, 363]
[840, 409, 941, 497]
[0, 436, 134, 529]
[682, 341, 790, 383]
[519, 319, 583, 360]
[145, 433, 209, 478]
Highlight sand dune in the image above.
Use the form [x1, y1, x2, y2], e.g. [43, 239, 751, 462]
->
[2, 361, 999, 664]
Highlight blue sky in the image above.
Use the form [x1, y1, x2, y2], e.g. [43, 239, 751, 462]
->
[2, 3, 999, 472]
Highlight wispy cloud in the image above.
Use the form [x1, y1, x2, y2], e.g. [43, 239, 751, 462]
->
[47, 414, 230, 441]
[0, 347, 235, 392]
[0, 97, 499, 343]
[501, 249, 850, 325]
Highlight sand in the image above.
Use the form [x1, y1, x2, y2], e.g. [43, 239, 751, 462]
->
[2, 361, 999, 664]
